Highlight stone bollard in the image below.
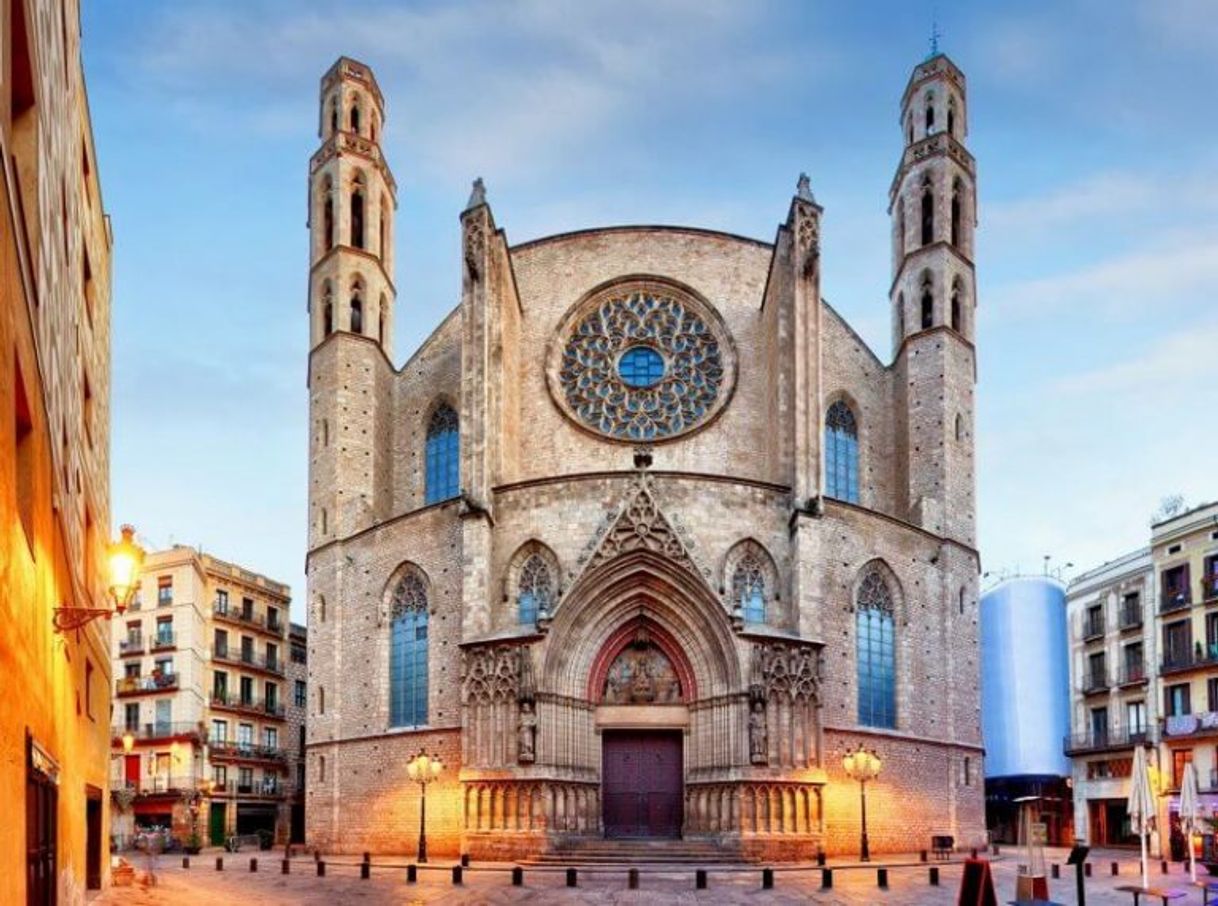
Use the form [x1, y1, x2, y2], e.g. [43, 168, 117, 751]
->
[317, 861, 326, 877]
[363, 851, 370, 865]
[452, 865, 463, 885]
[1083, 862, 1091, 878]
[511, 866, 523, 886]
[1112, 861, 1119, 876]
[182, 857, 190, 869]
[816, 849, 826, 867]
[314, 849, 321, 863]
[919, 849, 928, 863]
[762, 867, 774, 890]
[929, 866, 940, 886]
[406, 864, 417, 884]
[696, 869, 708, 890]
[249, 858, 257, 873]
[821, 868, 833, 889]
[461, 853, 470, 868]
[360, 862, 370, 880]
[281, 859, 290, 875]
[216, 856, 224, 872]
[877, 868, 889, 889]
[628, 868, 638, 889]
[1161, 860, 1169, 874]
[566, 868, 578, 888]
[1051, 863, 1060, 879]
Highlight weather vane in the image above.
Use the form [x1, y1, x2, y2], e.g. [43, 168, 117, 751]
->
[929, 16, 942, 57]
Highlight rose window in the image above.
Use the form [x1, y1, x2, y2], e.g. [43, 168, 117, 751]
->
[550, 281, 735, 442]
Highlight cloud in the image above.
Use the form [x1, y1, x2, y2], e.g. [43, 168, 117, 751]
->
[1052, 320, 1218, 395]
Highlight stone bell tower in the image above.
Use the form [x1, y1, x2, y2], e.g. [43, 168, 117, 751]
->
[307, 56, 397, 354]
[889, 53, 977, 546]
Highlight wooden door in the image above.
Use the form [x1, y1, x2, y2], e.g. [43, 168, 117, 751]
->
[85, 794, 102, 889]
[602, 730, 682, 838]
[124, 754, 140, 786]
[26, 769, 57, 906]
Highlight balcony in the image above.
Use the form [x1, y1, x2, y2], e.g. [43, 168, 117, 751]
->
[1081, 671, 1110, 695]
[212, 646, 285, 678]
[209, 692, 285, 720]
[1163, 711, 1218, 740]
[1119, 605, 1144, 631]
[208, 741, 288, 765]
[149, 632, 176, 652]
[113, 775, 203, 798]
[1117, 662, 1148, 686]
[1083, 615, 1106, 641]
[116, 673, 180, 697]
[1203, 575, 1218, 604]
[1160, 646, 1218, 677]
[119, 637, 145, 657]
[213, 601, 286, 638]
[211, 779, 287, 800]
[112, 722, 205, 745]
[1063, 726, 1151, 756]
[1161, 590, 1192, 614]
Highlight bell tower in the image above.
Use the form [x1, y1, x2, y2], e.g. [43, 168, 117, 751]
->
[889, 53, 977, 545]
[308, 57, 397, 356]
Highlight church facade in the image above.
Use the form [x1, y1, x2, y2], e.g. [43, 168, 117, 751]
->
[304, 53, 984, 860]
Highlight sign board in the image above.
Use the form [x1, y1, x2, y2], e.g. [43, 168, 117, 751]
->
[1029, 822, 1048, 846]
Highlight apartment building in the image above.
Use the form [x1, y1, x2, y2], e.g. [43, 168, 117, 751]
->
[287, 622, 307, 843]
[1153, 502, 1218, 841]
[1065, 548, 1156, 847]
[110, 546, 295, 845]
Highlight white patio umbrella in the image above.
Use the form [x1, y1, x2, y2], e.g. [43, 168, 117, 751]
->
[1128, 745, 1156, 890]
[1180, 761, 1201, 883]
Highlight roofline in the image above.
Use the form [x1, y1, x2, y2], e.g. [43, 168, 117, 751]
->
[1150, 500, 1218, 533]
[1066, 546, 1152, 592]
[507, 224, 774, 255]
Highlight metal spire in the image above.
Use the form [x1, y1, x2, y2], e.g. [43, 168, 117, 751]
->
[928, 16, 942, 59]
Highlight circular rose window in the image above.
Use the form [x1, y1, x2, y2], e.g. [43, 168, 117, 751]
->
[548, 279, 736, 442]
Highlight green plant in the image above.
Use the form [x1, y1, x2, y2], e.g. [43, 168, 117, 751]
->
[256, 828, 274, 850]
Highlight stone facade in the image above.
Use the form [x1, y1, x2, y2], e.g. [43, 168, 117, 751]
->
[306, 54, 984, 860]
[1, 0, 115, 901]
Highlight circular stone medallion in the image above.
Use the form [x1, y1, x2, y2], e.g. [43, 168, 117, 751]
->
[548, 279, 737, 442]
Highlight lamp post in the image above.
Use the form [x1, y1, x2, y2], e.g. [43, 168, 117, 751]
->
[406, 751, 443, 863]
[842, 744, 882, 862]
[54, 523, 145, 634]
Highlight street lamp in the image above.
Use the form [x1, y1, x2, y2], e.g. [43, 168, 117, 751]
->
[406, 751, 443, 863]
[54, 523, 146, 634]
[842, 744, 882, 862]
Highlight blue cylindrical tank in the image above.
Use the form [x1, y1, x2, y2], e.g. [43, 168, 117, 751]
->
[980, 577, 1071, 778]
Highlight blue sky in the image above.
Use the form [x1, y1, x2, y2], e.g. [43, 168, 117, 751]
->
[82, 1, 1218, 618]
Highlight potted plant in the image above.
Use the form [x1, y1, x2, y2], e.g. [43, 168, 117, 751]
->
[257, 828, 274, 851]
[184, 830, 202, 855]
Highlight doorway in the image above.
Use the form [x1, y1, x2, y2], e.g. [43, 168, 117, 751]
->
[602, 730, 682, 838]
[85, 790, 102, 889]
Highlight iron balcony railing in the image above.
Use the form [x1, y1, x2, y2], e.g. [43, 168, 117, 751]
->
[112, 775, 201, 796]
[208, 741, 288, 763]
[1203, 575, 1218, 603]
[1063, 726, 1151, 755]
[1161, 646, 1218, 675]
[116, 673, 180, 696]
[112, 722, 205, 744]
[213, 601, 286, 637]
[119, 637, 145, 656]
[1119, 603, 1144, 630]
[1161, 589, 1192, 613]
[1117, 661, 1148, 685]
[1082, 670, 1109, 694]
[1083, 614, 1106, 640]
[149, 631, 176, 651]
[213, 647, 285, 677]
[209, 692, 285, 719]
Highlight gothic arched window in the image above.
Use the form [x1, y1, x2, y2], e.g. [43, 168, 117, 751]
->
[732, 555, 767, 623]
[350, 292, 363, 335]
[921, 277, 934, 330]
[517, 554, 554, 625]
[950, 278, 962, 332]
[924, 92, 935, 134]
[424, 404, 460, 504]
[897, 292, 906, 340]
[351, 177, 366, 250]
[379, 199, 388, 259]
[322, 176, 334, 252]
[920, 178, 934, 246]
[350, 99, 361, 134]
[897, 199, 906, 259]
[824, 401, 859, 504]
[321, 280, 334, 337]
[856, 569, 895, 728]
[328, 96, 338, 136]
[389, 570, 428, 727]
[378, 294, 387, 344]
[947, 97, 957, 137]
[951, 181, 962, 249]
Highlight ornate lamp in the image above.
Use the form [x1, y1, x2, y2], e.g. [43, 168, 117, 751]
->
[54, 524, 145, 634]
[842, 744, 882, 862]
[121, 732, 135, 754]
[406, 751, 443, 863]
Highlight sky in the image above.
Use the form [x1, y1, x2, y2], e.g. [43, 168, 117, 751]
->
[81, 0, 1218, 620]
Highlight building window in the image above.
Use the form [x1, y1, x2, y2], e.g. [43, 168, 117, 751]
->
[14, 359, 35, 546]
[924, 92, 935, 134]
[213, 765, 227, 789]
[920, 280, 934, 330]
[318, 755, 326, 782]
[517, 554, 554, 625]
[1167, 682, 1192, 718]
[424, 404, 460, 504]
[350, 292, 363, 334]
[295, 680, 307, 708]
[896, 199, 905, 259]
[322, 177, 334, 251]
[211, 719, 227, 744]
[824, 401, 859, 504]
[856, 569, 896, 728]
[732, 554, 767, 624]
[389, 569, 429, 727]
[1162, 564, 1191, 607]
[1090, 706, 1109, 743]
[350, 182, 365, 249]
[215, 589, 228, 614]
[1127, 701, 1147, 739]
[350, 99, 361, 134]
[85, 660, 94, 719]
[124, 703, 139, 732]
[963, 756, 971, 786]
[265, 727, 278, 749]
[947, 97, 956, 137]
[318, 686, 325, 715]
[1173, 749, 1194, 790]
[951, 181, 962, 249]
[950, 278, 962, 332]
[157, 577, 173, 607]
[1209, 678, 1218, 713]
[212, 672, 228, 701]
[920, 178, 934, 245]
[1164, 620, 1192, 670]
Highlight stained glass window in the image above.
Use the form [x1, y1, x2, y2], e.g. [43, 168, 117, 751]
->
[425, 404, 459, 504]
[856, 570, 895, 729]
[618, 346, 665, 388]
[825, 401, 859, 503]
[733, 555, 767, 623]
[389, 572, 428, 728]
[517, 554, 554, 625]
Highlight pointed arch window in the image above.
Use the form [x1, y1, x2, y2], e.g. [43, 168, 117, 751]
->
[920, 177, 934, 246]
[350, 99, 361, 134]
[378, 295, 387, 345]
[424, 404, 460, 504]
[950, 278, 962, 332]
[350, 292, 363, 334]
[351, 175, 366, 249]
[733, 554, 767, 623]
[322, 176, 334, 252]
[921, 277, 934, 330]
[321, 281, 334, 336]
[517, 554, 554, 625]
[379, 199, 388, 259]
[947, 97, 957, 137]
[389, 571, 428, 727]
[824, 401, 859, 504]
[951, 180, 962, 249]
[856, 570, 895, 728]
[924, 92, 936, 135]
[896, 199, 906, 259]
[329, 96, 338, 136]
[897, 293, 905, 340]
